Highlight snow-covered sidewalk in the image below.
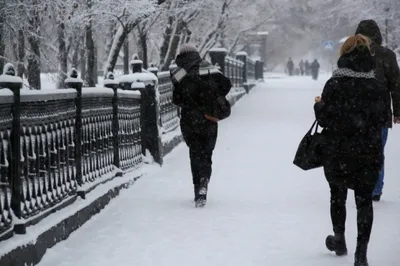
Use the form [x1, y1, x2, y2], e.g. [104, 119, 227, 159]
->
[37, 75, 400, 266]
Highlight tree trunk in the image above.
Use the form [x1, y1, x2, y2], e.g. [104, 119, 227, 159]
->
[80, 36, 86, 81]
[159, 16, 174, 67]
[123, 39, 129, 74]
[93, 44, 98, 84]
[162, 20, 186, 71]
[27, 5, 41, 90]
[103, 25, 130, 77]
[139, 33, 148, 69]
[72, 39, 80, 68]
[0, 0, 5, 73]
[185, 29, 192, 43]
[104, 22, 117, 63]
[84, 0, 95, 87]
[17, 29, 25, 78]
[57, 17, 68, 89]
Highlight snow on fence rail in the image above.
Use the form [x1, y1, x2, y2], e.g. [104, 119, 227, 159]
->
[0, 49, 264, 249]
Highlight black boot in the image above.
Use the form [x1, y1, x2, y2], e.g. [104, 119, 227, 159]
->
[195, 178, 208, 208]
[194, 184, 200, 202]
[372, 194, 381, 202]
[354, 243, 369, 266]
[325, 233, 348, 256]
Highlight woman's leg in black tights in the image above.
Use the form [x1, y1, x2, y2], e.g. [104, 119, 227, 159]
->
[353, 169, 378, 266]
[354, 184, 374, 245]
[329, 183, 348, 235]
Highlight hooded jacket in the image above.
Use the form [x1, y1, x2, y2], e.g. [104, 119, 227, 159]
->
[171, 51, 231, 130]
[356, 19, 400, 127]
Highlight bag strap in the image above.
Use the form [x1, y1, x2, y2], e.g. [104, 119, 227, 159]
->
[308, 120, 319, 135]
[310, 79, 338, 133]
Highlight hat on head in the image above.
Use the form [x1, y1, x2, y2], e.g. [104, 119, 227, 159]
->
[179, 43, 199, 54]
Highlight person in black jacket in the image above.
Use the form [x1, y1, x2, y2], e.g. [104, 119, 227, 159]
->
[355, 19, 400, 201]
[287, 58, 294, 76]
[314, 35, 388, 266]
[310, 59, 320, 80]
[171, 44, 231, 208]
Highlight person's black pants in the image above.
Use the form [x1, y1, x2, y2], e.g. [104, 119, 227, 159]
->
[181, 119, 217, 185]
[327, 170, 378, 245]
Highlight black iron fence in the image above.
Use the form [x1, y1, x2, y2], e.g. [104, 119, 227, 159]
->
[0, 48, 264, 243]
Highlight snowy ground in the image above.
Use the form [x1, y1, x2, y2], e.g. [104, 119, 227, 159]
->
[36, 74, 400, 266]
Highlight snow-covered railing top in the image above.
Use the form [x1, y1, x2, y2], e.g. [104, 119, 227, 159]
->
[81, 87, 114, 98]
[236, 51, 248, 57]
[209, 47, 228, 54]
[247, 57, 256, 65]
[131, 82, 146, 90]
[117, 72, 158, 87]
[0, 88, 14, 104]
[117, 89, 141, 99]
[157, 71, 171, 80]
[225, 56, 244, 66]
[20, 89, 77, 102]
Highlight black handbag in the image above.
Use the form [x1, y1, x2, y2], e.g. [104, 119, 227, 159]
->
[206, 70, 231, 121]
[211, 95, 231, 120]
[293, 120, 325, 170]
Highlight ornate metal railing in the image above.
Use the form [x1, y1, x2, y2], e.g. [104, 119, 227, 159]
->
[81, 89, 115, 184]
[18, 90, 77, 219]
[117, 90, 142, 170]
[158, 71, 179, 134]
[225, 56, 244, 88]
[0, 77, 145, 238]
[0, 89, 13, 237]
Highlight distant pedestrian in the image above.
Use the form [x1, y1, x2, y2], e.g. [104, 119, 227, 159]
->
[171, 44, 232, 208]
[287, 58, 294, 76]
[305, 60, 311, 75]
[299, 60, 305, 75]
[310, 59, 320, 80]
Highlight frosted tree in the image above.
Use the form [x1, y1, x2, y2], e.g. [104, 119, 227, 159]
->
[157, 0, 201, 70]
[100, 0, 167, 77]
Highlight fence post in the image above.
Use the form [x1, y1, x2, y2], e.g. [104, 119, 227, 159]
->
[148, 63, 158, 77]
[255, 60, 264, 81]
[130, 54, 143, 73]
[65, 68, 84, 192]
[132, 79, 163, 165]
[0, 64, 24, 233]
[104, 72, 123, 176]
[120, 55, 163, 165]
[208, 48, 227, 74]
[236, 51, 249, 93]
[259, 61, 264, 80]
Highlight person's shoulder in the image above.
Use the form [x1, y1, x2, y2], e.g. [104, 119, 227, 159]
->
[325, 77, 341, 86]
[374, 44, 396, 58]
[199, 60, 223, 76]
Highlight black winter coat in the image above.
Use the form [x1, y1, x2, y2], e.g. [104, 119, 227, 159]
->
[356, 19, 400, 127]
[171, 51, 231, 133]
[314, 46, 387, 186]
